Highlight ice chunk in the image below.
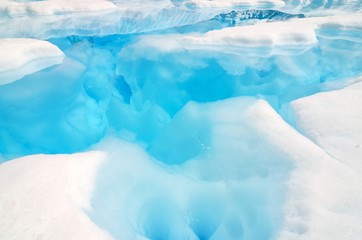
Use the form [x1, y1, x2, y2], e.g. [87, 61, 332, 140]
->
[0, 151, 112, 240]
[0, 38, 64, 85]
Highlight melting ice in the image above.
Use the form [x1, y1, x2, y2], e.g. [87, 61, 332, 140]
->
[0, 0, 362, 240]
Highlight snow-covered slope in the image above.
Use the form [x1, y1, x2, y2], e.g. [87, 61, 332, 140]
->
[279, 78, 362, 240]
[0, 151, 112, 240]
[285, 79, 362, 176]
[0, 0, 117, 17]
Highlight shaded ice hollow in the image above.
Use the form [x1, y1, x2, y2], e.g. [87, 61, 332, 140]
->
[0, 0, 362, 240]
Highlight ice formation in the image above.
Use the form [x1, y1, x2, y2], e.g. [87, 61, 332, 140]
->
[0, 0, 362, 239]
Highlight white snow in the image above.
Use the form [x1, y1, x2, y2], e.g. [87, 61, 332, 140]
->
[123, 19, 318, 58]
[0, 151, 113, 240]
[0, 38, 65, 85]
[0, 0, 117, 17]
[286, 78, 362, 175]
[278, 77, 362, 240]
[185, 20, 317, 54]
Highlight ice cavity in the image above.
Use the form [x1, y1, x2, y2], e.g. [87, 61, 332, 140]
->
[90, 97, 292, 240]
[0, 38, 64, 85]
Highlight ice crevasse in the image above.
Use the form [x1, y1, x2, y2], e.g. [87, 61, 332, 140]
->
[0, 1, 362, 240]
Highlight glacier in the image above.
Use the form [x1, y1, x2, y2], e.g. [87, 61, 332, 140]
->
[0, 0, 362, 240]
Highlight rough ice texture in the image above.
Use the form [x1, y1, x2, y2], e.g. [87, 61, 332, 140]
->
[0, 38, 64, 85]
[0, 151, 112, 240]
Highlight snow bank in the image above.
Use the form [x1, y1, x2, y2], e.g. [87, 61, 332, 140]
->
[0, 0, 117, 17]
[0, 151, 112, 240]
[123, 19, 318, 59]
[284, 78, 362, 175]
[0, 38, 64, 85]
[278, 78, 362, 240]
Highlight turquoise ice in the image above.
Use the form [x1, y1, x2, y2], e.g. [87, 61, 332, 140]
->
[0, 1, 362, 239]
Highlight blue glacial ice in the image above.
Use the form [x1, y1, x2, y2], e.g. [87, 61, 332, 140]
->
[0, 0, 362, 239]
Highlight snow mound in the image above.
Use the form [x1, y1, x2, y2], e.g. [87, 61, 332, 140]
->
[0, 38, 64, 85]
[0, 151, 112, 240]
[284, 78, 362, 175]
[279, 78, 362, 240]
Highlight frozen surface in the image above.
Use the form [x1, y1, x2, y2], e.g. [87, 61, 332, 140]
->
[0, 38, 64, 85]
[284, 79, 362, 175]
[0, 0, 362, 239]
[279, 79, 362, 240]
[0, 151, 112, 240]
[0, 0, 117, 17]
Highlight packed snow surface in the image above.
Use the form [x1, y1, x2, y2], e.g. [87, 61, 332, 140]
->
[0, 151, 112, 240]
[0, 38, 64, 85]
[0, 0, 361, 239]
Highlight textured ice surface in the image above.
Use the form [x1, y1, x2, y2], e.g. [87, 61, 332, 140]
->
[0, 1, 362, 240]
